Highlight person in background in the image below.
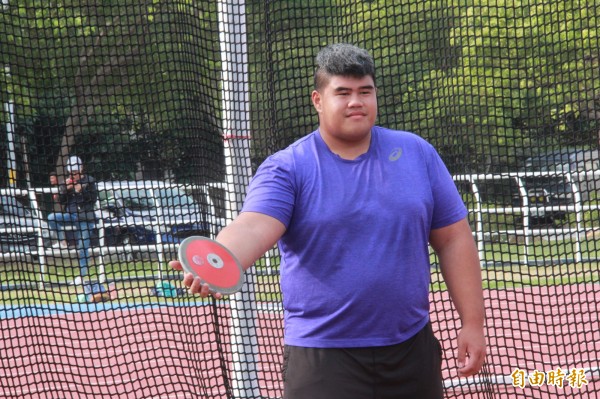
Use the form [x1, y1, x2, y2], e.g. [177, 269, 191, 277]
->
[171, 43, 486, 398]
[48, 156, 98, 285]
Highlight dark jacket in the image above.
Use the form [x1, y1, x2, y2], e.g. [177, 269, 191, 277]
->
[58, 175, 98, 221]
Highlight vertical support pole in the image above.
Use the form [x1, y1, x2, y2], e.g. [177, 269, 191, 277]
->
[4, 66, 16, 188]
[469, 178, 486, 265]
[219, 1, 261, 397]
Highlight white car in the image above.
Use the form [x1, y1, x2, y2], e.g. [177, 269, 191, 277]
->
[0, 193, 50, 255]
[95, 181, 220, 247]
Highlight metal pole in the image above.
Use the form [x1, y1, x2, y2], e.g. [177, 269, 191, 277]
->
[4, 66, 16, 187]
[218, 1, 261, 397]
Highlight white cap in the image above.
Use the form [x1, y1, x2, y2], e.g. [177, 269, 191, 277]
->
[66, 156, 83, 173]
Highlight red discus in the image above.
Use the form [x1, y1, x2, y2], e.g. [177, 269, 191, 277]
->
[178, 236, 244, 295]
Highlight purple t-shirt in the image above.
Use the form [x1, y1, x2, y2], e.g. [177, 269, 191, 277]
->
[242, 126, 467, 348]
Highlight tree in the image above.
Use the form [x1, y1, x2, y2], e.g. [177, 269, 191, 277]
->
[1, 0, 223, 184]
[396, 0, 600, 173]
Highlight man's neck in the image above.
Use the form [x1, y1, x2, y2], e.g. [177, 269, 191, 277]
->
[319, 130, 372, 160]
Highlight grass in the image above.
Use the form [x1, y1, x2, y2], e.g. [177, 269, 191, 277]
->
[429, 232, 600, 291]
[1, 242, 600, 307]
[0, 254, 284, 307]
[431, 261, 600, 291]
[0, 255, 190, 307]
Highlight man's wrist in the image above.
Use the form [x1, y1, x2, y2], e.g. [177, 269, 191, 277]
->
[461, 318, 485, 329]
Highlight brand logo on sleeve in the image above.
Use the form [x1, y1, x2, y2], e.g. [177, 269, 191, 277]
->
[389, 148, 403, 161]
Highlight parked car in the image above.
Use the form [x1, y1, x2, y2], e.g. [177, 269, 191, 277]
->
[524, 148, 599, 199]
[516, 148, 600, 224]
[95, 181, 217, 248]
[513, 179, 570, 225]
[0, 192, 51, 254]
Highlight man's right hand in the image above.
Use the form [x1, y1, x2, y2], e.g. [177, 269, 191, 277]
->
[169, 260, 223, 299]
[169, 212, 285, 299]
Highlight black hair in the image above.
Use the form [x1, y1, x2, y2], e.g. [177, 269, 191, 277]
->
[314, 43, 376, 90]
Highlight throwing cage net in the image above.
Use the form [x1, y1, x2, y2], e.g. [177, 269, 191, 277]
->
[1, 1, 599, 398]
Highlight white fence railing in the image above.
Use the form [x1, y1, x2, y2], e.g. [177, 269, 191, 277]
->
[454, 169, 600, 266]
[2, 171, 600, 288]
[0, 183, 223, 288]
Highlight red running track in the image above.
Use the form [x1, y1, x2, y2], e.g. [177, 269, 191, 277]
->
[0, 283, 598, 398]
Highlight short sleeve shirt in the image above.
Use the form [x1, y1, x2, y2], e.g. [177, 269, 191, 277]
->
[242, 126, 467, 348]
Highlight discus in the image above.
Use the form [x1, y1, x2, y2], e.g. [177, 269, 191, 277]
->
[178, 236, 244, 295]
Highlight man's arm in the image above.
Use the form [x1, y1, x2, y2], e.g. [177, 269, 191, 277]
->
[68, 176, 97, 217]
[429, 217, 486, 378]
[57, 183, 68, 206]
[80, 176, 98, 204]
[170, 211, 286, 298]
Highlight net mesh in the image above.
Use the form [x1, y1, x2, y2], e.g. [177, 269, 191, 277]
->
[1, 0, 599, 398]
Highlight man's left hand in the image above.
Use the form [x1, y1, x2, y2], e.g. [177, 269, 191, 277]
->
[456, 324, 486, 377]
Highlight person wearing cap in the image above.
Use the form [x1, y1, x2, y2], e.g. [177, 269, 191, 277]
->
[47, 156, 98, 285]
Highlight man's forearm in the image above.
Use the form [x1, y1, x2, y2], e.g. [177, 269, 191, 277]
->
[430, 219, 485, 326]
[216, 212, 286, 271]
[439, 237, 484, 327]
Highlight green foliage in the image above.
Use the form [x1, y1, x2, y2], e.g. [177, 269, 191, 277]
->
[247, 0, 600, 174]
[1, 0, 222, 184]
[396, 0, 600, 173]
[1, 0, 600, 179]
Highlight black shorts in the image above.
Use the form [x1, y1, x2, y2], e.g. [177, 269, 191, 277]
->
[282, 322, 443, 399]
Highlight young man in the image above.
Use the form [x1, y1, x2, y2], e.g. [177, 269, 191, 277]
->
[48, 156, 98, 285]
[171, 43, 486, 398]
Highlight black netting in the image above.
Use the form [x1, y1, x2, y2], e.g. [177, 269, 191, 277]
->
[1, 1, 599, 398]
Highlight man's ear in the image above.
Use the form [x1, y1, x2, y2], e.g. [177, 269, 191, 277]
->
[311, 90, 322, 113]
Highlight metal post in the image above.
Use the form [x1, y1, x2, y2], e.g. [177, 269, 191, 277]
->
[219, 1, 261, 397]
[4, 66, 16, 187]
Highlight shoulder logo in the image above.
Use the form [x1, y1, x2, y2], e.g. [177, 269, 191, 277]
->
[389, 148, 402, 161]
